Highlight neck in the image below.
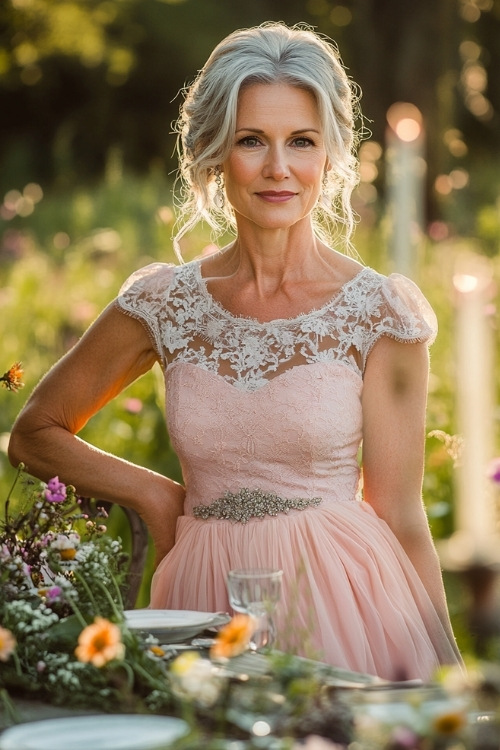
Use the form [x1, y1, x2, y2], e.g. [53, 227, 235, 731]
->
[223, 218, 324, 284]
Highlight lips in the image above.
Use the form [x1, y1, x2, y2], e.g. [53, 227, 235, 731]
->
[256, 191, 297, 202]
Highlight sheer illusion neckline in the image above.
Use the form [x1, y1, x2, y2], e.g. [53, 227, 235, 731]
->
[194, 262, 373, 326]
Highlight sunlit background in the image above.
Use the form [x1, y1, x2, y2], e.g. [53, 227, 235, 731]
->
[1, 0, 500, 652]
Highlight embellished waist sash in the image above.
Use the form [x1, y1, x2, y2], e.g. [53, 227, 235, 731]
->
[192, 488, 322, 524]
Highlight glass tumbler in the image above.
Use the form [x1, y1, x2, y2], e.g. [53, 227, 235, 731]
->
[227, 567, 283, 651]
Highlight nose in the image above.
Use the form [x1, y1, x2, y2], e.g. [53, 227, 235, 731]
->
[262, 144, 290, 180]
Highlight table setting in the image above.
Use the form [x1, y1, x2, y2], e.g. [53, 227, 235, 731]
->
[1, 468, 500, 749]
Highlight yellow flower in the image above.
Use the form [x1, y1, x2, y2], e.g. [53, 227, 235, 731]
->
[0, 627, 16, 662]
[170, 650, 201, 676]
[432, 708, 467, 735]
[210, 613, 255, 660]
[0, 362, 24, 392]
[75, 617, 125, 667]
[60, 548, 76, 560]
[149, 645, 166, 657]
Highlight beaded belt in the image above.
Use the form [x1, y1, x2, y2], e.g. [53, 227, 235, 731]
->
[192, 488, 322, 524]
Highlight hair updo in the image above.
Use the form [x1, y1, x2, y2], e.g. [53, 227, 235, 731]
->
[173, 22, 363, 258]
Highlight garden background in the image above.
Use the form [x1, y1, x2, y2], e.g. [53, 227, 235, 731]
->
[1, 0, 500, 656]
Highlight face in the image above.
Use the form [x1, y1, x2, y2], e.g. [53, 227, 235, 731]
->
[222, 83, 328, 232]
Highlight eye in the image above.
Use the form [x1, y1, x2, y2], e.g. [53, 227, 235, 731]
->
[291, 136, 315, 148]
[237, 135, 262, 148]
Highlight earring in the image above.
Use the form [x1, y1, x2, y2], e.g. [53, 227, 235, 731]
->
[320, 171, 330, 208]
[214, 166, 225, 210]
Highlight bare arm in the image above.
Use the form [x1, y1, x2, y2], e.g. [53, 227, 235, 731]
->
[361, 336, 454, 635]
[8, 303, 185, 566]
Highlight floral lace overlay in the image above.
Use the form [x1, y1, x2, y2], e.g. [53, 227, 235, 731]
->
[116, 260, 437, 391]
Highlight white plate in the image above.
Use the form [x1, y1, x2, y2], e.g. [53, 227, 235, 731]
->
[0, 715, 189, 750]
[124, 609, 229, 643]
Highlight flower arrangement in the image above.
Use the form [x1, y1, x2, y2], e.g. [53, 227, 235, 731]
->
[0, 362, 173, 713]
[0, 465, 175, 714]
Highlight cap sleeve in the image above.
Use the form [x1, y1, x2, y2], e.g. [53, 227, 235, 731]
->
[361, 272, 438, 369]
[114, 262, 176, 363]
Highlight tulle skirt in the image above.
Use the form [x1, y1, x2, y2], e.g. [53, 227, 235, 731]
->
[150, 499, 462, 681]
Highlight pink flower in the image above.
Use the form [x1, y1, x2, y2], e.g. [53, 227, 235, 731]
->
[487, 458, 500, 484]
[124, 398, 143, 414]
[47, 586, 63, 601]
[44, 477, 67, 503]
[389, 726, 420, 748]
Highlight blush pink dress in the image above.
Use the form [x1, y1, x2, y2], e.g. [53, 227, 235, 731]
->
[116, 260, 462, 681]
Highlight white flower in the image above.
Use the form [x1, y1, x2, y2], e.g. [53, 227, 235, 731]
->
[170, 651, 224, 707]
[50, 532, 80, 551]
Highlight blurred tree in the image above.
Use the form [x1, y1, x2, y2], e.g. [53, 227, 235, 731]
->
[0, 0, 499, 235]
[0, 0, 319, 190]
[304, 0, 500, 227]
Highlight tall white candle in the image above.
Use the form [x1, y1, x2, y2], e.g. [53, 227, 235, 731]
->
[452, 255, 497, 563]
[386, 102, 425, 280]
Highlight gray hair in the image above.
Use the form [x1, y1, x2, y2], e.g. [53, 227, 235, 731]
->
[173, 22, 364, 259]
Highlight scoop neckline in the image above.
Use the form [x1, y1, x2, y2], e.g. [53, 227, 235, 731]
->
[193, 262, 373, 326]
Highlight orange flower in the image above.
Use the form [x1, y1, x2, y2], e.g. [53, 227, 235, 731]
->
[60, 548, 77, 561]
[0, 362, 24, 392]
[75, 617, 125, 667]
[0, 627, 16, 662]
[432, 709, 467, 735]
[210, 613, 255, 660]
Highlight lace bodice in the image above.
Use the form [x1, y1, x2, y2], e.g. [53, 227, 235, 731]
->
[116, 261, 437, 391]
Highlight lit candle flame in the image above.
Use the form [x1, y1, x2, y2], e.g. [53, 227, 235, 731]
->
[387, 102, 423, 143]
[395, 118, 421, 142]
[453, 273, 480, 293]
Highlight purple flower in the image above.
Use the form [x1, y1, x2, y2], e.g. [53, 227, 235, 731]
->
[46, 586, 63, 601]
[389, 726, 420, 749]
[44, 477, 67, 503]
[40, 533, 54, 547]
[487, 458, 500, 484]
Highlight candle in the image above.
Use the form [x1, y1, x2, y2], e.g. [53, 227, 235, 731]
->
[385, 102, 425, 279]
[450, 253, 497, 563]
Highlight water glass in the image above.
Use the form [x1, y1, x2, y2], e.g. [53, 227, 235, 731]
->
[227, 568, 283, 651]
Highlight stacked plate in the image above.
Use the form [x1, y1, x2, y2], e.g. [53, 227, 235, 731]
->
[123, 609, 230, 643]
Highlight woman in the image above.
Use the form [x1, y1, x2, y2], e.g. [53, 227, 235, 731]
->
[9, 23, 462, 680]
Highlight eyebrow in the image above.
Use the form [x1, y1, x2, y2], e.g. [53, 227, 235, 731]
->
[235, 128, 321, 135]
